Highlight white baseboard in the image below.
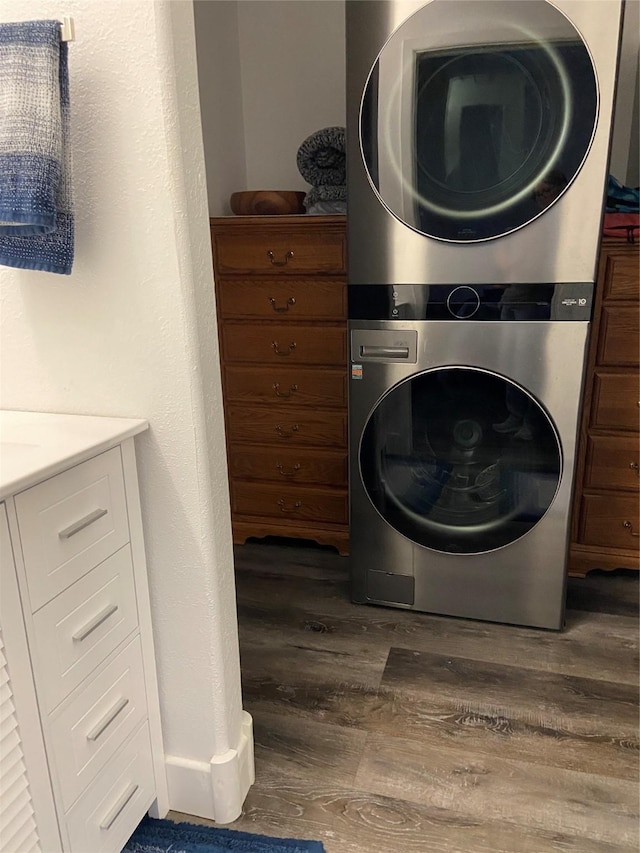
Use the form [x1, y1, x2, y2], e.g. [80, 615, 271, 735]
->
[164, 711, 255, 824]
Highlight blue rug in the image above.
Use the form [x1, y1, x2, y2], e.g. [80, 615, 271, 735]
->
[123, 817, 326, 853]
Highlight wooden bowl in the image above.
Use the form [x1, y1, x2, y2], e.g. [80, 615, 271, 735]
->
[230, 190, 306, 216]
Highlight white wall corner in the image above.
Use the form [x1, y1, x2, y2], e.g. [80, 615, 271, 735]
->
[609, 0, 640, 185]
[164, 711, 255, 824]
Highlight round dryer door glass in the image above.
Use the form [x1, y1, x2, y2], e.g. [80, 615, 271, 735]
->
[359, 367, 562, 554]
[360, 0, 598, 241]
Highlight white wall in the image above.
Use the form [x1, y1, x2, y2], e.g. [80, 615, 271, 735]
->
[195, 0, 346, 214]
[609, 0, 640, 186]
[0, 0, 252, 824]
[194, 1, 247, 216]
[628, 66, 640, 188]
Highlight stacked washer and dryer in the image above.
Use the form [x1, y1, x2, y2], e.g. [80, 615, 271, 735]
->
[346, 0, 624, 629]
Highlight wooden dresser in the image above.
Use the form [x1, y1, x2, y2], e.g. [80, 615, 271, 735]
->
[210, 215, 349, 555]
[569, 237, 640, 576]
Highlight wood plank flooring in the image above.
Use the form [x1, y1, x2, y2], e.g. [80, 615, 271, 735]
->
[172, 540, 639, 853]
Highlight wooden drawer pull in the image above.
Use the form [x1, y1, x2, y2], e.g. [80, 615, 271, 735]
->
[275, 424, 299, 438]
[86, 697, 130, 742]
[276, 463, 301, 477]
[277, 499, 302, 513]
[267, 250, 293, 267]
[72, 603, 119, 641]
[271, 341, 296, 356]
[273, 383, 298, 399]
[99, 782, 139, 831]
[623, 521, 640, 537]
[269, 296, 296, 313]
[58, 507, 108, 539]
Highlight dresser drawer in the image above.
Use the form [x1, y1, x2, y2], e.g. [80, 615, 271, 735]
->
[222, 323, 346, 367]
[212, 230, 345, 275]
[232, 482, 348, 525]
[598, 306, 639, 366]
[602, 251, 640, 301]
[591, 372, 640, 431]
[585, 435, 640, 491]
[224, 365, 346, 407]
[580, 494, 640, 550]
[65, 722, 155, 853]
[226, 405, 347, 448]
[15, 447, 129, 612]
[49, 636, 147, 811]
[32, 546, 138, 713]
[217, 278, 346, 320]
[229, 446, 348, 486]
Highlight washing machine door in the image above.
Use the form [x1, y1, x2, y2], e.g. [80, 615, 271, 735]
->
[359, 367, 562, 554]
[360, 0, 598, 242]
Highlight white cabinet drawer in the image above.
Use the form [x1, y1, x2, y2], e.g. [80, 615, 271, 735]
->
[15, 447, 129, 612]
[49, 636, 148, 811]
[65, 722, 155, 853]
[32, 547, 138, 713]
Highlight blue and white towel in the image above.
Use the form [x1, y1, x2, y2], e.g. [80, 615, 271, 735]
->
[0, 20, 74, 275]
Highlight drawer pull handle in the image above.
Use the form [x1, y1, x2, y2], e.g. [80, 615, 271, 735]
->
[267, 250, 293, 267]
[272, 341, 296, 356]
[72, 603, 119, 641]
[360, 345, 410, 359]
[623, 521, 640, 538]
[276, 463, 301, 477]
[273, 383, 298, 399]
[86, 697, 130, 742]
[630, 462, 639, 475]
[277, 499, 302, 513]
[99, 782, 139, 831]
[275, 424, 299, 439]
[58, 507, 108, 540]
[269, 296, 296, 312]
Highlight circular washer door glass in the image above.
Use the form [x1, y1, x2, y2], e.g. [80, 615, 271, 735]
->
[359, 367, 562, 554]
[360, 0, 598, 242]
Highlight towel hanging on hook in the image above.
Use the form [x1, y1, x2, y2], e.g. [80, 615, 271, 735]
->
[0, 20, 74, 274]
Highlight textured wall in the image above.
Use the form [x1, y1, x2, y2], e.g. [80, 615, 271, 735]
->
[609, 0, 640, 186]
[237, 1, 346, 194]
[193, 0, 346, 211]
[0, 0, 243, 778]
[194, 1, 246, 216]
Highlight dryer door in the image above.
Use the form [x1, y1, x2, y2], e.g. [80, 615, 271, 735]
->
[360, 0, 598, 242]
[359, 366, 562, 554]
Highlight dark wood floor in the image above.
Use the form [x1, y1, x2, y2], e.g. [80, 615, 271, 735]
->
[179, 540, 639, 853]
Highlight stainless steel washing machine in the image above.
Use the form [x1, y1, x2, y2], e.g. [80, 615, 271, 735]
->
[346, 0, 622, 284]
[348, 283, 593, 629]
[345, 0, 622, 628]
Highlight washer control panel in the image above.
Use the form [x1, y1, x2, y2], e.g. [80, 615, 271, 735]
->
[446, 286, 481, 319]
[349, 282, 594, 321]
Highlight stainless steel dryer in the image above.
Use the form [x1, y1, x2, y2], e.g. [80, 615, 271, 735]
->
[348, 283, 593, 629]
[346, 0, 622, 628]
[346, 0, 623, 284]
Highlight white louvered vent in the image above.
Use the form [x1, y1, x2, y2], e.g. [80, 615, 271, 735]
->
[0, 631, 41, 853]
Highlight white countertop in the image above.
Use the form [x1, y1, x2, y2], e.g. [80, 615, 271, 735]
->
[0, 411, 149, 499]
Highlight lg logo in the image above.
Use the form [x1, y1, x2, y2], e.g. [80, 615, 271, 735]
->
[579, 298, 587, 306]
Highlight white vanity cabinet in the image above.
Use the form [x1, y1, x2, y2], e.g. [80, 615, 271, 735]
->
[0, 412, 169, 853]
